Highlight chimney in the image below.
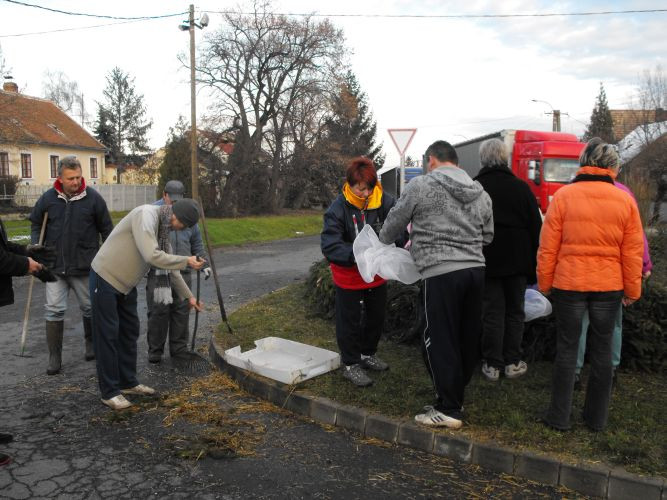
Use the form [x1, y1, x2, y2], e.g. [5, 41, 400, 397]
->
[3, 76, 18, 93]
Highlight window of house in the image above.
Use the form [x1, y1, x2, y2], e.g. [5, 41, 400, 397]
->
[50, 155, 59, 179]
[90, 157, 98, 178]
[0, 152, 9, 177]
[21, 153, 32, 178]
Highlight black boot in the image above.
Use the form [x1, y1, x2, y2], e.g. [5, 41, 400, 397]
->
[46, 320, 64, 375]
[83, 316, 94, 361]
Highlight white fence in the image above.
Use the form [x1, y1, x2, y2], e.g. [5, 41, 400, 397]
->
[12, 184, 158, 211]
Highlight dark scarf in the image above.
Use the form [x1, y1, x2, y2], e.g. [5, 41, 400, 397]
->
[153, 205, 174, 305]
[571, 165, 615, 185]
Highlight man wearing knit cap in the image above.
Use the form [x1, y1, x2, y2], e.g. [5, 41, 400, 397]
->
[89, 199, 205, 410]
[146, 185, 209, 364]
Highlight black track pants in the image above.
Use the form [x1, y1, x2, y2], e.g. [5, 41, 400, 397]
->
[422, 267, 485, 419]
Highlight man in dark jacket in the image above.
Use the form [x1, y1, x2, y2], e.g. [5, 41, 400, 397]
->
[473, 138, 542, 382]
[1, 216, 54, 466]
[146, 180, 209, 364]
[30, 156, 113, 375]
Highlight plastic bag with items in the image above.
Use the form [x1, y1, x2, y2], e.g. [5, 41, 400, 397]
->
[353, 225, 421, 284]
[524, 288, 552, 322]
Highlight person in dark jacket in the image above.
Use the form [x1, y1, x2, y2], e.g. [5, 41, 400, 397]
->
[29, 156, 113, 375]
[473, 138, 542, 382]
[1, 215, 54, 467]
[146, 180, 209, 363]
[321, 157, 405, 387]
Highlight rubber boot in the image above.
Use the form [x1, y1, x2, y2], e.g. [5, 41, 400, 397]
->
[46, 320, 64, 375]
[83, 316, 95, 361]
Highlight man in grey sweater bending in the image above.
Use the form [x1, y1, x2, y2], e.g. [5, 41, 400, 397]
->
[379, 140, 493, 429]
[90, 199, 205, 410]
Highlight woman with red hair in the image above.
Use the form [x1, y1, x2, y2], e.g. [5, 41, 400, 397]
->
[321, 157, 407, 386]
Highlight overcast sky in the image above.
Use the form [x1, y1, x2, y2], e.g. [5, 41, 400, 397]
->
[1, 0, 665, 165]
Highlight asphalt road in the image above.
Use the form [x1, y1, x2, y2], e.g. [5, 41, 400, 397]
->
[0, 235, 569, 499]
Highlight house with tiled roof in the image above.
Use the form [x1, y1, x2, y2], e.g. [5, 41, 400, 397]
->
[610, 109, 667, 143]
[0, 80, 108, 186]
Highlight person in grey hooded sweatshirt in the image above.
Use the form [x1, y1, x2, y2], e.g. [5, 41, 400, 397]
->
[379, 140, 493, 429]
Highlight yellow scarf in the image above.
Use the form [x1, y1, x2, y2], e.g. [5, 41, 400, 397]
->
[343, 182, 383, 210]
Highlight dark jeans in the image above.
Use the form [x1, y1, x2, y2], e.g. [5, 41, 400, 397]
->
[545, 288, 623, 431]
[89, 270, 140, 400]
[334, 284, 387, 366]
[146, 271, 192, 358]
[423, 267, 485, 419]
[481, 275, 527, 368]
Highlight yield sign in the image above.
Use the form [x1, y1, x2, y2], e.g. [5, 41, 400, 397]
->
[388, 128, 417, 156]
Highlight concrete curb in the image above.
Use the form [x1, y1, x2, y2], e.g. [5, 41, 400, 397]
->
[209, 338, 665, 500]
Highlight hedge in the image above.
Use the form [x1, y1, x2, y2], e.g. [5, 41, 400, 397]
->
[306, 229, 666, 374]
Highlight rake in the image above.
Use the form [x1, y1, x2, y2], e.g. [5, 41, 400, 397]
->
[173, 259, 212, 375]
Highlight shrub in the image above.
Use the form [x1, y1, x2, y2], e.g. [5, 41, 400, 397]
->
[0, 175, 20, 207]
[305, 236, 667, 374]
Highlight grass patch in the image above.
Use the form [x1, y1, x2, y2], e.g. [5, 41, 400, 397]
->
[202, 212, 322, 247]
[217, 283, 667, 477]
[4, 210, 322, 247]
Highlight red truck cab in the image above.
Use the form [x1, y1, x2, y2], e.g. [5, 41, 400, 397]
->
[511, 130, 585, 213]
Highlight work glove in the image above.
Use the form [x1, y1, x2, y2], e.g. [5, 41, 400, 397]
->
[33, 266, 58, 283]
[202, 267, 211, 280]
[26, 244, 56, 264]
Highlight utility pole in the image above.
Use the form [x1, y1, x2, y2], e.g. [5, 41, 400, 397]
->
[189, 4, 198, 202]
[531, 99, 561, 132]
[553, 110, 561, 132]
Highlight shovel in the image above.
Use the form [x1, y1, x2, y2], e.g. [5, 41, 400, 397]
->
[197, 200, 233, 335]
[18, 212, 48, 357]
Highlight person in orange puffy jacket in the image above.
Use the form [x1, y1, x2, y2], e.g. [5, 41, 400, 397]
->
[536, 137, 644, 432]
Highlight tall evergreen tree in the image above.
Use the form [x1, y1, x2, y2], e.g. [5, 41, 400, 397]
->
[159, 130, 191, 198]
[325, 71, 385, 168]
[583, 83, 615, 144]
[94, 67, 152, 166]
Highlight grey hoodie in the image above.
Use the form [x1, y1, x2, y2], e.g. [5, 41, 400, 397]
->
[379, 165, 494, 278]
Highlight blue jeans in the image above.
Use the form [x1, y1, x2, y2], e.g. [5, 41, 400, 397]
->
[576, 306, 623, 372]
[45, 275, 91, 321]
[545, 289, 623, 431]
[89, 270, 140, 400]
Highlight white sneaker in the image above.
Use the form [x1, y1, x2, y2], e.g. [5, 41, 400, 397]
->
[414, 407, 463, 429]
[481, 361, 500, 382]
[505, 361, 528, 379]
[121, 384, 156, 396]
[101, 394, 132, 410]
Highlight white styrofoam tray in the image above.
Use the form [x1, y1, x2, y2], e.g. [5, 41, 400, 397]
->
[223, 337, 341, 385]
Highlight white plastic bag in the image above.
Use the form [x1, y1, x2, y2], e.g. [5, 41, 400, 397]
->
[524, 288, 552, 322]
[353, 224, 421, 284]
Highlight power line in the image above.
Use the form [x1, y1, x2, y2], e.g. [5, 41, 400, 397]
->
[0, 19, 152, 38]
[206, 8, 667, 19]
[1, 2, 664, 39]
[1, 0, 187, 20]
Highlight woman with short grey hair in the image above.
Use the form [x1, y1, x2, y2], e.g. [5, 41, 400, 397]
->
[474, 138, 542, 382]
[537, 137, 644, 431]
[479, 138, 509, 168]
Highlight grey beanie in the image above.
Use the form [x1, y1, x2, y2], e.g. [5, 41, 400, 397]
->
[172, 199, 200, 228]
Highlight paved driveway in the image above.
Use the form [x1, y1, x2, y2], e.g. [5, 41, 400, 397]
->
[0, 236, 567, 498]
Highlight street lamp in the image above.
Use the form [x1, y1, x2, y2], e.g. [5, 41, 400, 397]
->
[531, 99, 561, 132]
[179, 5, 209, 202]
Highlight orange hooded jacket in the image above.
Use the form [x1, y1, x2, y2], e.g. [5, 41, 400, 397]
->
[536, 167, 644, 300]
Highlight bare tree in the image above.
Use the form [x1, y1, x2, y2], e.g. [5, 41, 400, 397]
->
[0, 43, 9, 78]
[628, 65, 667, 146]
[196, 0, 345, 215]
[622, 65, 667, 224]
